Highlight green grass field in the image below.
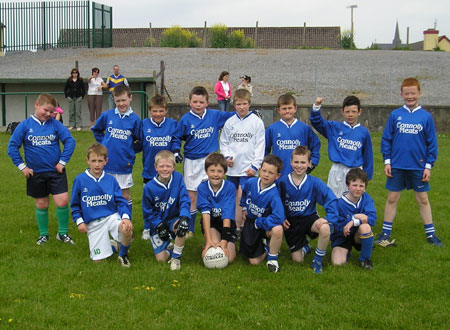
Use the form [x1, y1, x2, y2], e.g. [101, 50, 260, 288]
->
[1, 131, 449, 329]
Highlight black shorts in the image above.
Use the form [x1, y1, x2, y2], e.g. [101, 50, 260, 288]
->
[27, 170, 68, 198]
[239, 217, 267, 258]
[201, 216, 237, 244]
[143, 177, 153, 184]
[284, 213, 319, 253]
[331, 227, 362, 251]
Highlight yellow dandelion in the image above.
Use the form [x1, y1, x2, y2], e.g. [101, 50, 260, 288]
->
[8, 319, 13, 323]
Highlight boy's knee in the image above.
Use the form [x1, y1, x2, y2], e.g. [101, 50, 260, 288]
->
[270, 225, 283, 239]
[319, 223, 330, 238]
[291, 251, 304, 263]
[387, 192, 401, 204]
[359, 223, 371, 234]
[155, 252, 169, 262]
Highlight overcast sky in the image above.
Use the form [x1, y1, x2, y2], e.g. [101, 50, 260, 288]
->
[98, 0, 448, 48]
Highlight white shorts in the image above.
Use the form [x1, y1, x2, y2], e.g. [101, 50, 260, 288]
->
[86, 213, 123, 261]
[108, 173, 133, 189]
[327, 163, 353, 198]
[183, 157, 208, 191]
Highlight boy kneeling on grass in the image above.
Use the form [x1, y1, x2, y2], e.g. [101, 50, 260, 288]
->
[239, 155, 285, 273]
[71, 143, 133, 267]
[331, 168, 376, 270]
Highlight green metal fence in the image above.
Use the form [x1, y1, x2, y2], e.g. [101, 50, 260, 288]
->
[92, 2, 112, 48]
[0, 1, 112, 52]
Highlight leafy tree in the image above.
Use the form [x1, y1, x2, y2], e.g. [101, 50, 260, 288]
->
[210, 24, 229, 48]
[341, 30, 356, 49]
[160, 26, 201, 48]
[227, 30, 254, 48]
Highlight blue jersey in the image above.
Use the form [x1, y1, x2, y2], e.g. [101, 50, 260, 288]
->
[138, 117, 178, 179]
[8, 115, 75, 173]
[332, 191, 377, 237]
[310, 106, 373, 180]
[197, 179, 236, 221]
[91, 108, 141, 174]
[265, 119, 321, 176]
[240, 177, 285, 231]
[172, 109, 234, 159]
[142, 171, 191, 230]
[278, 173, 339, 223]
[381, 105, 438, 170]
[70, 170, 130, 225]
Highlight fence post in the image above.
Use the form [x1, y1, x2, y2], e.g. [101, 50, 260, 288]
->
[42, 2, 46, 50]
[149, 22, 153, 47]
[254, 21, 258, 48]
[314, 64, 318, 99]
[203, 21, 207, 48]
[160, 60, 165, 95]
[1, 83, 5, 126]
[303, 22, 306, 47]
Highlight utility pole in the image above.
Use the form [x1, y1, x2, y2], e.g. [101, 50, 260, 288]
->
[347, 4, 357, 48]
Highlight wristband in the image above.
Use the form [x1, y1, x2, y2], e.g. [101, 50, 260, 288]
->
[352, 218, 361, 227]
[76, 218, 85, 226]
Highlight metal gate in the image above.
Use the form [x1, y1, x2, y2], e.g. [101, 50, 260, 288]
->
[0, 1, 112, 52]
[92, 2, 112, 48]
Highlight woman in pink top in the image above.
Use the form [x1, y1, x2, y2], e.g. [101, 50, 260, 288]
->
[214, 71, 231, 111]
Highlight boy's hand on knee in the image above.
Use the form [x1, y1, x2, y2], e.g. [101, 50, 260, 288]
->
[227, 157, 234, 168]
[219, 240, 228, 256]
[315, 218, 328, 231]
[422, 168, 431, 182]
[176, 216, 189, 237]
[120, 219, 132, 233]
[343, 222, 352, 237]
[384, 164, 392, 178]
[282, 219, 290, 230]
[78, 223, 87, 233]
[156, 222, 170, 241]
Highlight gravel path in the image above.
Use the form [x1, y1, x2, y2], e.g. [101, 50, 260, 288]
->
[1, 47, 449, 105]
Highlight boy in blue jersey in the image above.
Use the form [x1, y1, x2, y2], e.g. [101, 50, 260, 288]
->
[310, 96, 373, 197]
[91, 84, 141, 218]
[142, 151, 191, 270]
[376, 78, 441, 247]
[138, 94, 178, 241]
[331, 168, 376, 270]
[71, 144, 133, 267]
[172, 86, 234, 237]
[198, 153, 237, 262]
[219, 88, 265, 235]
[278, 146, 338, 274]
[266, 94, 321, 176]
[8, 94, 76, 245]
[240, 155, 285, 272]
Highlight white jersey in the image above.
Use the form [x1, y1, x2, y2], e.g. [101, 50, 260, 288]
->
[220, 112, 265, 177]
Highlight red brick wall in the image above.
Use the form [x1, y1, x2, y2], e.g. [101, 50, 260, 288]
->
[113, 26, 341, 49]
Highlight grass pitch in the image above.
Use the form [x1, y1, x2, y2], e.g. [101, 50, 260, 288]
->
[0, 131, 449, 329]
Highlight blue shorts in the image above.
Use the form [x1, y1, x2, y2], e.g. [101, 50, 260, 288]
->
[385, 168, 430, 192]
[227, 176, 251, 190]
[149, 217, 179, 255]
[331, 226, 362, 250]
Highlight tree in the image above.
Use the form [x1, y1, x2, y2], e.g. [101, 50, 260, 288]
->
[227, 30, 254, 48]
[210, 24, 229, 48]
[160, 26, 201, 48]
[341, 30, 356, 49]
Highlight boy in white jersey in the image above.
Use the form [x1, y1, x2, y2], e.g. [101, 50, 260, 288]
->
[219, 89, 265, 233]
[71, 144, 133, 267]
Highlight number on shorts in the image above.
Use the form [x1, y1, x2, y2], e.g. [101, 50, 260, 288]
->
[150, 233, 164, 249]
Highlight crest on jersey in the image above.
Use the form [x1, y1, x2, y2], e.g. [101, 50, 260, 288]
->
[339, 131, 343, 136]
[190, 124, 195, 129]
[109, 120, 113, 125]
[83, 188, 88, 192]
[397, 116, 402, 121]
[29, 128, 34, 133]
[147, 128, 151, 133]
[277, 133, 281, 137]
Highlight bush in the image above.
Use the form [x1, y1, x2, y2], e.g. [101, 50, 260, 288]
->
[227, 30, 254, 48]
[210, 24, 229, 48]
[143, 36, 155, 47]
[160, 25, 201, 48]
[341, 30, 356, 49]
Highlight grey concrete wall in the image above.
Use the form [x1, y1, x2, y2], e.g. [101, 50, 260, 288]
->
[1, 82, 150, 126]
[165, 103, 450, 133]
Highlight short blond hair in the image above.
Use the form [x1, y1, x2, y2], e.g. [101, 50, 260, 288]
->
[155, 150, 175, 167]
[36, 94, 57, 107]
[87, 143, 108, 159]
[233, 89, 251, 104]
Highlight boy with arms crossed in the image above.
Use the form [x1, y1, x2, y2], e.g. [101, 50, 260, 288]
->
[240, 155, 285, 273]
[71, 144, 133, 267]
[172, 86, 234, 237]
[266, 94, 321, 176]
[331, 168, 376, 270]
[278, 146, 338, 274]
[310, 96, 373, 197]
[138, 94, 178, 240]
[376, 78, 441, 247]
[197, 153, 237, 262]
[142, 151, 191, 270]
[91, 84, 141, 218]
[219, 88, 265, 234]
[8, 94, 76, 245]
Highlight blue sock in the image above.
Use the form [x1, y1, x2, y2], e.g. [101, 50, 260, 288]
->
[189, 210, 197, 233]
[424, 223, 435, 237]
[302, 244, 312, 255]
[118, 244, 130, 257]
[267, 253, 278, 261]
[127, 199, 133, 218]
[359, 231, 374, 261]
[382, 221, 393, 236]
[313, 248, 326, 264]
